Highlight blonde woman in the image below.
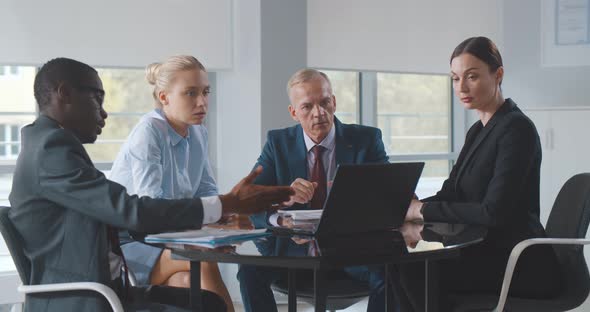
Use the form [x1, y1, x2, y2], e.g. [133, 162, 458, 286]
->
[110, 55, 236, 311]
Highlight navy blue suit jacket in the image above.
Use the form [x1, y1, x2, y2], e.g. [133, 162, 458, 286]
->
[250, 118, 388, 228]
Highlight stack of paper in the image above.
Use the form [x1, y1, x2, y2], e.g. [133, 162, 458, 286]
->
[145, 228, 269, 247]
[406, 240, 445, 253]
[277, 209, 323, 220]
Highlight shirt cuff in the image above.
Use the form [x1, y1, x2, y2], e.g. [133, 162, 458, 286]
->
[201, 196, 222, 224]
[268, 213, 281, 227]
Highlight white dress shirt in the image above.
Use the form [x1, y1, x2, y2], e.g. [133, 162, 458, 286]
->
[269, 125, 336, 226]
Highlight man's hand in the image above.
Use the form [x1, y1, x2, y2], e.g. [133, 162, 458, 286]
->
[400, 221, 424, 248]
[282, 178, 317, 207]
[405, 199, 424, 222]
[219, 166, 294, 215]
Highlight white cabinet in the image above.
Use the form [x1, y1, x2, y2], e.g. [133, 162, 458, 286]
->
[524, 110, 553, 225]
[524, 108, 590, 225]
[525, 108, 590, 312]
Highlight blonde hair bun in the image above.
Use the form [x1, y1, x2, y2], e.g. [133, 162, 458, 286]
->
[145, 62, 161, 85]
[146, 56, 206, 106]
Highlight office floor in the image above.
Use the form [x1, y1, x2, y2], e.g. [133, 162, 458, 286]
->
[233, 298, 590, 312]
[233, 298, 369, 312]
[0, 301, 369, 312]
[5, 294, 590, 311]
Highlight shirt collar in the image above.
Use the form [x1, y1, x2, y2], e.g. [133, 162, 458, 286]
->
[303, 123, 336, 153]
[154, 109, 190, 146]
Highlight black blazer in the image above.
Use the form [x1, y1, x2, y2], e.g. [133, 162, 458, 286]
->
[424, 99, 547, 249]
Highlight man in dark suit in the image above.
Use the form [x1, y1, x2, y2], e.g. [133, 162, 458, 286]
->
[8, 58, 293, 312]
[237, 69, 395, 312]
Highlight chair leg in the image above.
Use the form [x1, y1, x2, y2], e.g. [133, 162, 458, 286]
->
[313, 269, 327, 312]
[10, 303, 23, 312]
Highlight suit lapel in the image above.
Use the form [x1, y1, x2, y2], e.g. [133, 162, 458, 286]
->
[334, 119, 355, 165]
[455, 99, 516, 185]
[288, 125, 309, 181]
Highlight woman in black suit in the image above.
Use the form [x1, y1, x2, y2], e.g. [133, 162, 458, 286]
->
[399, 36, 562, 311]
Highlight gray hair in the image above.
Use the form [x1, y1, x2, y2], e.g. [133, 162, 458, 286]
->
[286, 68, 333, 97]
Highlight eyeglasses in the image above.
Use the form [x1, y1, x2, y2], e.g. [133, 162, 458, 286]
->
[74, 85, 105, 104]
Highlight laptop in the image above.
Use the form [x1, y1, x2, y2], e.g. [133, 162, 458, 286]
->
[271, 162, 424, 237]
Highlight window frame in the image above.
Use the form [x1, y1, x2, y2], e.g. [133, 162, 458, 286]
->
[0, 112, 38, 174]
[0, 70, 219, 176]
[0, 65, 23, 79]
[320, 69, 460, 166]
[363, 70, 463, 197]
[0, 67, 463, 177]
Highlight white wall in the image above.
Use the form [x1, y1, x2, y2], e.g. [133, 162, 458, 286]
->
[214, 1, 263, 301]
[214, 0, 307, 303]
[0, 0, 233, 70]
[215, 0, 307, 192]
[502, 0, 590, 109]
[260, 0, 306, 143]
[215, 1, 263, 193]
[307, 0, 503, 74]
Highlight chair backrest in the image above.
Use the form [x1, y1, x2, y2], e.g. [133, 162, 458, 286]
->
[544, 173, 590, 308]
[546, 173, 590, 239]
[0, 206, 31, 284]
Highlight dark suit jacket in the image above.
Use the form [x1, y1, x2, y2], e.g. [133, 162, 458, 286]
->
[9, 115, 205, 312]
[250, 118, 388, 228]
[422, 99, 559, 290]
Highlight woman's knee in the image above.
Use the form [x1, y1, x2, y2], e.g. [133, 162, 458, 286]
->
[166, 271, 191, 288]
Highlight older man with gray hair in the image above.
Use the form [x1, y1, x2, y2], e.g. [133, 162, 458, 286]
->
[237, 68, 398, 312]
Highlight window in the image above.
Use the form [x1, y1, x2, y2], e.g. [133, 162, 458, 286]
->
[0, 66, 155, 202]
[376, 73, 452, 198]
[323, 70, 360, 124]
[0, 66, 154, 278]
[0, 66, 21, 78]
[0, 127, 4, 156]
[0, 125, 21, 159]
[0, 65, 38, 206]
[0, 80, 32, 279]
[322, 70, 453, 198]
[83, 68, 153, 163]
[10, 125, 19, 155]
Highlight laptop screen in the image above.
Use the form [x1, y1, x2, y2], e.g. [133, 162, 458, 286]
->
[315, 162, 424, 236]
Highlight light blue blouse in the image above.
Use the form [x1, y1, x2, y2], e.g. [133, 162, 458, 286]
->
[109, 109, 218, 200]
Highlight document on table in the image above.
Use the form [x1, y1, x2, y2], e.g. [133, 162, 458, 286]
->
[277, 209, 323, 220]
[145, 228, 270, 247]
[406, 240, 444, 253]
